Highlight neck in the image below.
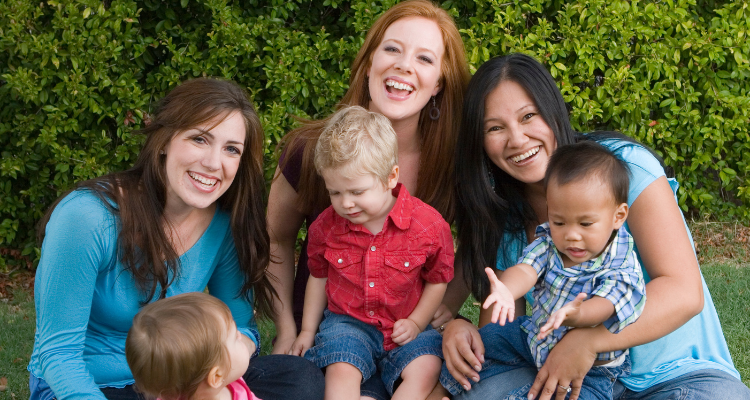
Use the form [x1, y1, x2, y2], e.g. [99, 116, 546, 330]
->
[523, 181, 547, 224]
[391, 118, 421, 154]
[191, 383, 231, 400]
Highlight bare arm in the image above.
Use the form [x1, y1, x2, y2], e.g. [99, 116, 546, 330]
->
[529, 176, 704, 400]
[409, 282, 448, 330]
[267, 169, 306, 354]
[288, 276, 327, 356]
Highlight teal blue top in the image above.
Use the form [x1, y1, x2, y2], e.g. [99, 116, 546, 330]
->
[495, 139, 740, 391]
[28, 190, 260, 399]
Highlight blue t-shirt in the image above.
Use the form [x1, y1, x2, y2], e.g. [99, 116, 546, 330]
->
[28, 190, 260, 400]
[495, 139, 740, 391]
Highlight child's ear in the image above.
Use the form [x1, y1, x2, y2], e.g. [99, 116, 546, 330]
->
[613, 203, 628, 229]
[206, 366, 225, 389]
[387, 165, 399, 189]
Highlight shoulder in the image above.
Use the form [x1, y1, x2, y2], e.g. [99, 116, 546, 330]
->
[48, 189, 117, 230]
[308, 206, 339, 241]
[598, 139, 667, 206]
[406, 194, 451, 232]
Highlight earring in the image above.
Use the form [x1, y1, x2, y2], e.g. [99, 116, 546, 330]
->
[429, 96, 440, 120]
[159, 149, 165, 155]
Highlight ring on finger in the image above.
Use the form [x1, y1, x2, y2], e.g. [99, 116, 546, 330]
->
[438, 324, 445, 333]
[559, 385, 572, 393]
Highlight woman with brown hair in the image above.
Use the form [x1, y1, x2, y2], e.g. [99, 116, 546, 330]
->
[28, 78, 324, 400]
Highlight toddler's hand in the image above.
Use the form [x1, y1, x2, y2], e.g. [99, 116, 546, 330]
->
[538, 292, 587, 340]
[392, 318, 420, 346]
[288, 330, 315, 357]
[482, 267, 516, 325]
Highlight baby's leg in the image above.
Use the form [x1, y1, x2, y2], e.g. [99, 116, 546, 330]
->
[325, 362, 363, 400]
[391, 354, 442, 400]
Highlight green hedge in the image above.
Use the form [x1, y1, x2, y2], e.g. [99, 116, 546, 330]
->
[1, 0, 748, 270]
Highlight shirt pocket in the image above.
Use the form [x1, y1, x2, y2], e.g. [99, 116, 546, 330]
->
[383, 252, 426, 296]
[324, 249, 363, 287]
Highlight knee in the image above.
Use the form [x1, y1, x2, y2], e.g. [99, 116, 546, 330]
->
[327, 362, 364, 382]
[402, 354, 441, 381]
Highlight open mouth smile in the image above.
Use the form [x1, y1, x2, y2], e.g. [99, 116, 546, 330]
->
[510, 146, 540, 163]
[385, 78, 415, 96]
[188, 171, 218, 188]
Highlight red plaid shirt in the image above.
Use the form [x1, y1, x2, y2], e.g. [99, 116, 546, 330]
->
[307, 183, 454, 351]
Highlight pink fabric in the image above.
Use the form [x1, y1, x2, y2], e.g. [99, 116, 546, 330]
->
[307, 183, 454, 350]
[227, 377, 261, 400]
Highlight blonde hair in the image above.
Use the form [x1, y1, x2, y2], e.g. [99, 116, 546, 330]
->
[126, 292, 234, 400]
[279, 0, 469, 222]
[314, 106, 397, 185]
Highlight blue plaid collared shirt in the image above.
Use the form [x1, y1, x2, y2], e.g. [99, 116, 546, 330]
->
[519, 222, 646, 368]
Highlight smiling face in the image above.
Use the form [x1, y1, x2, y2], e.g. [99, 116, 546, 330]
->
[483, 80, 557, 188]
[367, 16, 444, 126]
[546, 177, 628, 267]
[321, 166, 399, 235]
[163, 111, 246, 215]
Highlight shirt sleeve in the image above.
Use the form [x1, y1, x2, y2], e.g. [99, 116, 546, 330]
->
[306, 215, 329, 279]
[207, 229, 260, 357]
[33, 192, 114, 400]
[591, 246, 647, 333]
[518, 235, 551, 278]
[421, 219, 455, 284]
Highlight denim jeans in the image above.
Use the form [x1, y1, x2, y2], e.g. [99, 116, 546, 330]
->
[455, 360, 750, 400]
[305, 310, 443, 395]
[441, 319, 630, 399]
[29, 354, 325, 400]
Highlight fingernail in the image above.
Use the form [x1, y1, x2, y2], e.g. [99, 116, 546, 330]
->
[480, 354, 485, 363]
[474, 364, 482, 372]
[463, 384, 471, 391]
[472, 376, 480, 382]
[527, 394, 534, 400]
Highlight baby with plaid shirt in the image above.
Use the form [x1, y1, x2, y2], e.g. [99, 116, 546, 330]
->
[477, 141, 646, 400]
[289, 106, 454, 400]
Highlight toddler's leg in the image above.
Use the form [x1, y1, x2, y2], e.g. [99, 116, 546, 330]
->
[325, 362, 363, 400]
[391, 354, 442, 400]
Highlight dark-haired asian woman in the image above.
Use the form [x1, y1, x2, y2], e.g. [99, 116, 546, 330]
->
[28, 78, 324, 400]
[439, 54, 748, 400]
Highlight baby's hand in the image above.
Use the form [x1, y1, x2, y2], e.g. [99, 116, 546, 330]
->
[288, 330, 315, 357]
[538, 292, 587, 340]
[482, 267, 516, 325]
[392, 318, 420, 346]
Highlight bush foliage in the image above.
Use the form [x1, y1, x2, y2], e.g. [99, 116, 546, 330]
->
[1, 0, 748, 270]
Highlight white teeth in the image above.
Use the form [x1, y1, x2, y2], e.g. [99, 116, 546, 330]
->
[188, 172, 217, 187]
[385, 80, 414, 92]
[511, 147, 540, 163]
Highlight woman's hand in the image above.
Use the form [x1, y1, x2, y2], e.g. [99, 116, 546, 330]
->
[430, 303, 454, 330]
[442, 318, 485, 391]
[527, 327, 597, 400]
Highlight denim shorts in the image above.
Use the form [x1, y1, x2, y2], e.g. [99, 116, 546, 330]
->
[304, 309, 443, 394]
[440, 317, 630, 399]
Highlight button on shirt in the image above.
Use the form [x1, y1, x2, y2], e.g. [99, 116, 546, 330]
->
[519, 222, 646, 368]
[307, 183, 454, 351]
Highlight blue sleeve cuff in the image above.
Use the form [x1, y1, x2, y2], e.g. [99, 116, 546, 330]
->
[239, 327, 261, 358]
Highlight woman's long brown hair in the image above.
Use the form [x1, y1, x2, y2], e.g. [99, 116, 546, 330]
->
[279, 0, 469, 222]
[38, 78, 276, 319]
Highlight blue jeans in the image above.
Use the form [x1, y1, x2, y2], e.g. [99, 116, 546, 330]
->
[305, 310, 443, 395]
[442, 319, 630, 400]
[29, 354, 325, 400]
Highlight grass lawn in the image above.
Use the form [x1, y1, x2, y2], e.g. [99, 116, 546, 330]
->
[1, 223, 748, 398]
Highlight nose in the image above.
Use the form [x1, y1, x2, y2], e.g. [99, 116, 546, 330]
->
[564, 228, 581, 242]
[201, 146, 221, 171]
[341, 195, 355, 209]
[506, 124, 529, 149]
[394, 53, 413, 74]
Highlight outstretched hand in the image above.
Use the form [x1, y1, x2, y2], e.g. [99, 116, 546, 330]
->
[481, 267, 516, 325]
[538, 293, 587, 340]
